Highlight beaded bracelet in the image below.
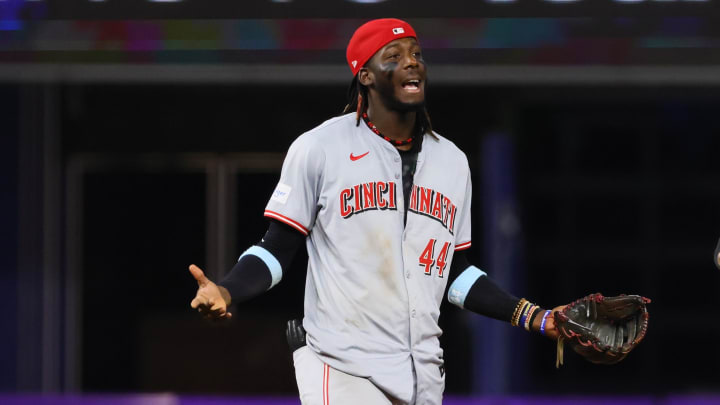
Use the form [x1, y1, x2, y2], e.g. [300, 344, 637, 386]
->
[524, 306, 540, 331]
[540, 310, 552, 336]
[527, 306, 542, 331]
[517, 301, 531, 327]
[519, 304, 530, 328]
[511, 299, 528, 327]
[521, 304, 535, 331]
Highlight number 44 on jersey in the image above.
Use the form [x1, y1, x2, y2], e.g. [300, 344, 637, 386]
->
[419, 239, 451, 278]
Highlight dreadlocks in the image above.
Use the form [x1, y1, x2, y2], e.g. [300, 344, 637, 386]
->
[342, 76, 435, 138]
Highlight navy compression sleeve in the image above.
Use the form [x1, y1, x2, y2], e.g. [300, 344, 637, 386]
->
[447, 251, 521, 322]
[218, 220, 305, 303]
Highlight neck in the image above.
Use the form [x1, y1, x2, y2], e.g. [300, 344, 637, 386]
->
[365, 96, 418, 143]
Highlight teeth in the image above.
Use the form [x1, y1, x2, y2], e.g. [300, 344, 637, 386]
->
[402, 79, 421, 92]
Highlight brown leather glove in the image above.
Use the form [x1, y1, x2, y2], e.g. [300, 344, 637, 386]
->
[553, 293, 650, 367]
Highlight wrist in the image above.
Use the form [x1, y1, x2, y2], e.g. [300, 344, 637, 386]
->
[218, 285, 232, 306]
[535, 309, 552, 336]
[531, 308, 547, 332]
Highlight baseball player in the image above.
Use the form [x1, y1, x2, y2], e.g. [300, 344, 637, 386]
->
[189, 18, 565, 405]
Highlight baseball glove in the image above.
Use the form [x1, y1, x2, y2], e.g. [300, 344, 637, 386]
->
[553, 293, 650, 367]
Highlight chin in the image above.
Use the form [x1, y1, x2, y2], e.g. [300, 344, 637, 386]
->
[396, 100, 425, 113]
[376, 85, 426, 112]
[391, 95, 425, 112]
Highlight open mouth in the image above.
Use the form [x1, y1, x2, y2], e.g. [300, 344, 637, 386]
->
[401, 79, 422, 93]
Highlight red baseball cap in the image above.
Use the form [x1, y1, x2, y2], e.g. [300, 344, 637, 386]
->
[346, 18, 417, 77]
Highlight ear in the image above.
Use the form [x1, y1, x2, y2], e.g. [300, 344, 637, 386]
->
[358, 67, 373, 87]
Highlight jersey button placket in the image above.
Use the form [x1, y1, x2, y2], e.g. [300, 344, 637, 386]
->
[390, 145, 415, 349]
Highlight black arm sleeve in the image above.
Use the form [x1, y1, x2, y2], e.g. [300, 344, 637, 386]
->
[449, 251, 521, 323]
[218, 219, 306, 303]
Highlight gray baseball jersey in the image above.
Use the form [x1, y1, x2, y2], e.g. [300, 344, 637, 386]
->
[265, 112, 472, 405]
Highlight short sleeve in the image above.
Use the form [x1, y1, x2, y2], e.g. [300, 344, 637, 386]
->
[264, 134, 325, 236]
[453, 166, 472, 251]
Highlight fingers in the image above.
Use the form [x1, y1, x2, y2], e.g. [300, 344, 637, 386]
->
[193, 301, 225, 314]
[198, 306, 232, 321]
[193, 299, 231, 320]
[190, 292, 219, 309]
[188, 269, 230, 321]
[188, 264, 209, 286]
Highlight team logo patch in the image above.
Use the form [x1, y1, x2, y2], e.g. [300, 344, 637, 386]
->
[392, 27, 405, 35]
[270, 183, 292, 204]
[448, 287, 463, 306]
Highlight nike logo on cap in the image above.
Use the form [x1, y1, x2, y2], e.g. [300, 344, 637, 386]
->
[350, 151, 369, 161]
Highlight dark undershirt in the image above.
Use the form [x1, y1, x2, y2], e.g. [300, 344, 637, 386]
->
[218, 221, 304, 303]
[445, 251, 520, 322]
[399, 138, 420, 224]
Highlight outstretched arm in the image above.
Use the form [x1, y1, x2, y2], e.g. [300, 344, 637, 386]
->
[446, 251, 561, 339]
[189, 220, 305, 320]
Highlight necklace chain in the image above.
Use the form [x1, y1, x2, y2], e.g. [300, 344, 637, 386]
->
[362, 113, 414, 146]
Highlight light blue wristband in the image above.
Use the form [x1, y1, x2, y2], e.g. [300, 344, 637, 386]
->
[239, 246, 282, 289]
[447, 266, 487, 308]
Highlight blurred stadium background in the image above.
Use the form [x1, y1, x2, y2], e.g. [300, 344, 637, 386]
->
[2, 1, 720, 404]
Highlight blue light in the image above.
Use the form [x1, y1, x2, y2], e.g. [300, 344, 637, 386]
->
[0, 0, 22, 31]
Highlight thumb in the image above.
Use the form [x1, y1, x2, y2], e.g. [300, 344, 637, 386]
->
[189, 264, 209, 286]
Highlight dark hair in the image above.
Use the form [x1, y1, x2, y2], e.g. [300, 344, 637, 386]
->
[342, 76, 435, 138]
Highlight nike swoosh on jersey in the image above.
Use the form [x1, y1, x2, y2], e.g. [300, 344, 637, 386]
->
[350, 151, 369, 161]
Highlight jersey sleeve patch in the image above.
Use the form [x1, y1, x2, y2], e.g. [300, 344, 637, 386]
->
[447, 265, 486, 309]
[270, 183, 292, 205]
[264, 210, 309, 236]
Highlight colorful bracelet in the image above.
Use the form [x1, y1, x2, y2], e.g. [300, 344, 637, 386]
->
[540, 310, 552, 336]
[524, 306, 540, 331]
[511, 298, 528, 327]
[517, 301, 531, 326]
[519, 304, 530, 328]
[527, 306, 542, 331]
[518, 303, 532, 326]
[521, 305, 535, 331]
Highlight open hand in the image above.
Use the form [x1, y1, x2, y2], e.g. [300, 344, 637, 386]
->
[189, 264, 232, 321]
